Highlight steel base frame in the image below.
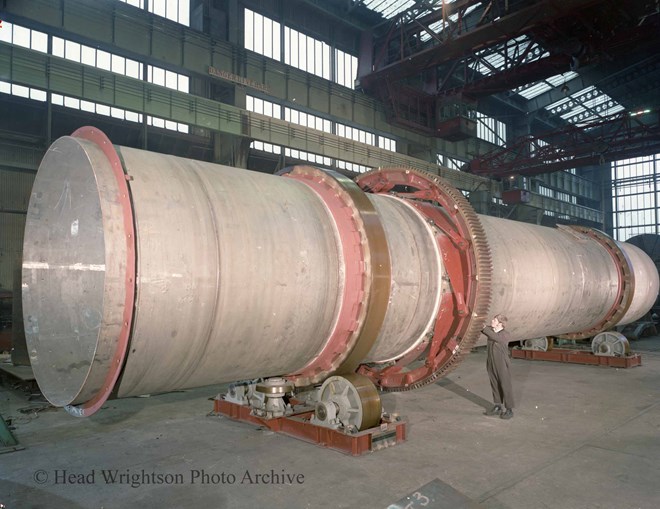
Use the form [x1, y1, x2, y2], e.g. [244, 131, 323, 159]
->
[213, 398, 406, 456]
[512, 348, 642, 368]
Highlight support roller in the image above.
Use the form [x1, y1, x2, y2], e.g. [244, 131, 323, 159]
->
[22, 127, 659, 416]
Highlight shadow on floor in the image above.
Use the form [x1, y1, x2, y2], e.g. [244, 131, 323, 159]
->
[436, 378, 492, 410]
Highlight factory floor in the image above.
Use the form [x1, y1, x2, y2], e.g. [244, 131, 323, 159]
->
[1, 337, 659, 509]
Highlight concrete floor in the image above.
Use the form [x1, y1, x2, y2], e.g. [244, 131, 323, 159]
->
[1, 338, 659, 509]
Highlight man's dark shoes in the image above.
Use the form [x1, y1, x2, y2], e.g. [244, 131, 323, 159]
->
[500, 408, 513, 420]
[484, 405, 502, 416]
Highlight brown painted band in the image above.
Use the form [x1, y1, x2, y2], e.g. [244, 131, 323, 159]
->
[281, 166, 390, 385]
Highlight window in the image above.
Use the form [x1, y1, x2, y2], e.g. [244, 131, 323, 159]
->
[475, 112, 506, 146]
[285, 27, 331, 80]
[0, 22, 48, 53]
[284, 107, 332, 165]
[437, 155, 466, 171]
[243, 9, 358, 88]
[51, 36, 190, 133]
[336, 160, 371, 174]
[118, 0, 190, 26]
[245, 95, 384, 170]
[0, 23, 49, 102]
[53, 37, 143, 80]
[246, 95, 282, 154]
[335, 48, 357, 89]
[378, 136, 397, 153]
[146, 65, 190, 133]
[285, 108, 332, 134]
[336, 123, 375, 146]
[51, 92, 143, 123]
[611, 154, 659, 241]
[245, 9, 281, 61]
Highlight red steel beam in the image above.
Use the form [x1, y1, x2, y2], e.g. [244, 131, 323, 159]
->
[358, 0, 602, 90]
[466, 114, 660, 177]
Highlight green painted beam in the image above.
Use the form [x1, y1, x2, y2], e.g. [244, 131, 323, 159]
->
[0, 41, 602, 221]
[0, 42, 497, 193]
[0, 0, 485, 161]
[1, 0, 603, 210]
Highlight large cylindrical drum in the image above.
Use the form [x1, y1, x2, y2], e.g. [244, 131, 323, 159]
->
[22, 131, 659, 415]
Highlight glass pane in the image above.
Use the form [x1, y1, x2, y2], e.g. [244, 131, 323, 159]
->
[151, 66, 165, 86]
[13, 25, 31, 49]
[0, 22, 12, 43]
[80, 100, 95, 112]
[165, 70, 178, 89]
[111, 55, 125, 75]
[254, 13, 263, 55]
[64, 96, 80, 109]
[31, 30, 48, 53]
[126, 59, 141, 79]
[30, 88, 47, 101]
[244, 9, 254, 51]
[65, 40, 81, 62]
[97, 50, 111, 70]
[125, 111, 140, 122]
[179, 0, 190, 26]
[178, 75, 189, 93]
[52, 37, 65, 58]
[152, 0, 167, 17]
[81, 46, 96, 66]
[96, 104, 110, 116]
[272, 20, 281, 61]
[263, 18, 272, 59]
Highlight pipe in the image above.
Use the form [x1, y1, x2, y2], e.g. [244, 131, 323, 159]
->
[22, 128, 659, 416]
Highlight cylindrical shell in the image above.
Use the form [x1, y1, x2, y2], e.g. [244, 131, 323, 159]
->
[22, 132, 660, 414]
[618, 242, 659, 324]
[115, 147, 345, 397]
[479, 215, 621, 343]
[364, 195, 442, 363]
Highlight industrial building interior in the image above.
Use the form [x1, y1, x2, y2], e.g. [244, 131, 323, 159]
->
[1, 0, 660, 508]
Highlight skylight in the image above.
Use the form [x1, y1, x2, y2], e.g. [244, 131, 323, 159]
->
[419, 3, 480, 42]
[362, 0, 418, 19]
[472, 36, 547, 76]
[515, 71, 578, 100]
[545, 85, 625, 125]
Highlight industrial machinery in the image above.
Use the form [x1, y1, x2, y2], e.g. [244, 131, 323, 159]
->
[513, 330, 642, 369]
[615, 234, 660, 339]
[21, 128, 659, 447]
[215, 373, 402, 455]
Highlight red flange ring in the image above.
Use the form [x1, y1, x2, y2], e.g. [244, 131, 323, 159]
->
[281, 166, 391, 386]
[356, 168, 492, 391]
[65, 126, 136, 417]
[558, 226, 634, 340]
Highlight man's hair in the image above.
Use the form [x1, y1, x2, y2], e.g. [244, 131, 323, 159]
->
[495, 314, 508, 327]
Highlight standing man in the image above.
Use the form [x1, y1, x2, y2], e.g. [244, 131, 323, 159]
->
[482, 314, 514, 419]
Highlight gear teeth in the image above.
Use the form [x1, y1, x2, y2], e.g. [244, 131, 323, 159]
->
[360, 167, 493, 392]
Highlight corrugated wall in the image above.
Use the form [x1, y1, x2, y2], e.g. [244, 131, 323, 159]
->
[0, 168, 35, 290]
